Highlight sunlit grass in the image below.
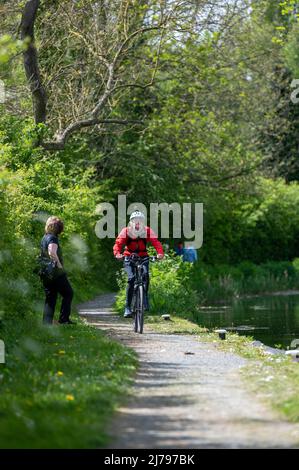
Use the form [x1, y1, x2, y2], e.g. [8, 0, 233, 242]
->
[242, 352, 299, 423]
[146, 314, 207, 335]
[0, 314, 137, 448]
[200, 329, 299, 424]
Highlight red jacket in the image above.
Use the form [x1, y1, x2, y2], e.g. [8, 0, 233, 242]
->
[113, 226, 164, 257]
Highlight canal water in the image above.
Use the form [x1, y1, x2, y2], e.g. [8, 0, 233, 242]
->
[194, 292, 299, 349]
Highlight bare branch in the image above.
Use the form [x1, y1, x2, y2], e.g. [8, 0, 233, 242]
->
[43, 118, 141, 150]
[16, 0, 253, 151]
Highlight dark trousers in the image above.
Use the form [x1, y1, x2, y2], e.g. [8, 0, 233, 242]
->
[123, 258, 149, 309]
[42, 274, 74, 324]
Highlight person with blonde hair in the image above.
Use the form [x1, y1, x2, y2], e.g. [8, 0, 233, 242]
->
[40, 216, 74, 325]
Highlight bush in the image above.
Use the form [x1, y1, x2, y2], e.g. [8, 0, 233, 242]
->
[0, 116, 114, 323]
[0, 169, 33, 323]
[188, 259, 299, 304]
[115, 253, 202, 317]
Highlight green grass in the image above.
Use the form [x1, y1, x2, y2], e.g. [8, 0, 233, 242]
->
[243, 358, 299, 422]
[194, 327, 299, 424]
[146, 314, 207, 335]
[228, 337, 299, 423]
[221, 334, 299, 423]
[0, 312, 137, 449]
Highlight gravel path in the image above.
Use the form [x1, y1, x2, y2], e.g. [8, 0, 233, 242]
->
[78, 293, 299, 449]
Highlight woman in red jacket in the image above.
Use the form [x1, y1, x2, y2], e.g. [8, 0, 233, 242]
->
[113, 211, 164, 317]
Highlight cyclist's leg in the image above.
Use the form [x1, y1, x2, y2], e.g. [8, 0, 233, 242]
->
[143, 260, 150, 311]
[124, 258, 135, 310]
[137, 283, 144, 333]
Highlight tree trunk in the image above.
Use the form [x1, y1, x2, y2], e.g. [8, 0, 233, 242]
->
[21, 0, 47, 124]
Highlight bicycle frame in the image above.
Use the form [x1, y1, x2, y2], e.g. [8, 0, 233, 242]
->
[126, 254, 156, 334]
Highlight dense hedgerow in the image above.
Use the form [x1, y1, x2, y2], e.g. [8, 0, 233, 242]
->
[0, 117, 114, 323]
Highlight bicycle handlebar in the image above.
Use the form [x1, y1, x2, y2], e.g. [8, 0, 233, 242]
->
[127, 254, 157, 264]
[115, 254, 159, 263]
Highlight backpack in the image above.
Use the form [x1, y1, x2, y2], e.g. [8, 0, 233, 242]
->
[34, 254, 58, 280]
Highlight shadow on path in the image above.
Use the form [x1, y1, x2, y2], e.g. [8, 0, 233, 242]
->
[78, 293, 299, 449]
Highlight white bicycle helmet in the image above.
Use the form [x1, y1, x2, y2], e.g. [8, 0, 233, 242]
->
[130, 210, 145, 221]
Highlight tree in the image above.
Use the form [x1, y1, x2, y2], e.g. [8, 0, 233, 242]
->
[256, 0, 299, 181]
[1, 0, 253, 150]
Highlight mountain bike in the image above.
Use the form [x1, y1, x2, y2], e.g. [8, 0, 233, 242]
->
[127, 254, 157, 334]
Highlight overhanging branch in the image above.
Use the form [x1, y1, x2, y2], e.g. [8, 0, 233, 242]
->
[42, 119, 142, 150]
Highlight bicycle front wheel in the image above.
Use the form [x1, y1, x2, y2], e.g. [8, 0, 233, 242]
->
[134, 285, 144, 334]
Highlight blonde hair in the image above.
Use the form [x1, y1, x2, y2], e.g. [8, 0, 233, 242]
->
[45, 216, 64, 235]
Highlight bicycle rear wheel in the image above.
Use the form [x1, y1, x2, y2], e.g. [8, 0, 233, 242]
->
[134, 285, 144, 334]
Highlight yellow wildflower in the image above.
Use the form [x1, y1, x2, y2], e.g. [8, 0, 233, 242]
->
[66, 394, 75, 401]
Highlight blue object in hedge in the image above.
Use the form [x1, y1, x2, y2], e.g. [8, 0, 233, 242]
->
[183, 245, 198, 263]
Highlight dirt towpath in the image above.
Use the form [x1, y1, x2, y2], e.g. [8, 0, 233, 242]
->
[78, 293, 299, 449]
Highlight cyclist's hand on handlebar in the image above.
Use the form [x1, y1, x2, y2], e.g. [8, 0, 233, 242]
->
[115, 253, 124, 260]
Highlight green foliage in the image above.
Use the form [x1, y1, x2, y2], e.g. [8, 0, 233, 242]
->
[0, 35, 24, 66]
[116, 253, 299, 320]
[0, 169, 31, 323]
[148, 255, 201, 316]
[284, 24, 299, 76]
[115, 254, 202, 318]
[234, 178, 299, 262]
[190, 259, 299, 304]
[0, 115, 115, 322]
